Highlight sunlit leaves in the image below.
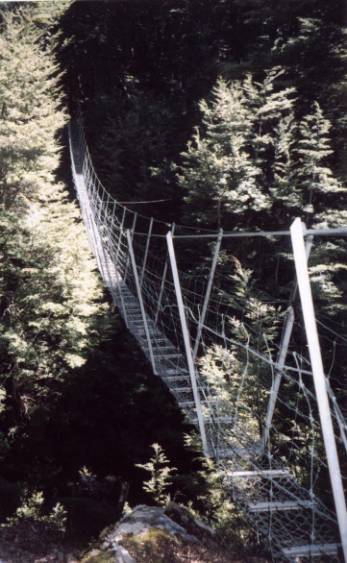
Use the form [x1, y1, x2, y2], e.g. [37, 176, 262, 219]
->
[0, 5, 111, 432]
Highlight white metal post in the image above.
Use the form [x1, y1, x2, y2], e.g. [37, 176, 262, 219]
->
[262, 236, 313, 450]
[113, 207, 129, 327]
[101, 190, 110, 225]
[155, 260, 168, 326]
[109, 200, 117, 235]
[124, 212, 138, 283]
[102, 198, 116, 258]
[166, 230, 209, 456]
[104, 199, 117, 261]
[82, 152, 89, 181]
[91, 195, 112, 286]
[290, 217, 347, 562]
[115, 207, 126, 274]
[155, 224, 175, 325]
[193, 229, 223, 360]
[85, 191, 105, 278]
[80, 193, 97, 262]
[262, 306, 295, 450]
[140, 217, 153, 285]
[105, 200, 119, 274]
[127, 229, 157, 375]
[95, 188, 115, 289]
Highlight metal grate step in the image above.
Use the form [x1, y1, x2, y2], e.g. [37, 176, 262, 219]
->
[161, 375, 190, 381]
[190, 415, 234, 425]
[163, 369, 190, 376]
[227, 469, 290, 479]
[248, 500, 314, 513]
[281, 542, 340, 558]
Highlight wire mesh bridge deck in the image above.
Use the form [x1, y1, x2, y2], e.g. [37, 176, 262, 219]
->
[69, 120, 347, 562]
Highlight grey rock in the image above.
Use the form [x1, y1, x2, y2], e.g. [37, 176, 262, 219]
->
[103, 504, 199, 551]
[82, 504, 204, 562]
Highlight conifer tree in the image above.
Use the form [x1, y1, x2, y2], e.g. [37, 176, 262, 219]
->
[176, 77, 271, 228]
[177, 69, 301, 229]
[296, 102, 346, 218]
[0, 6, 109, 439]
[178, 68, 345, 233]
[295, 103, 347, 311]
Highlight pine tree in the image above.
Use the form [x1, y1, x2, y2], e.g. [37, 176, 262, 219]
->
[0, 7, 109, 437]
[176, 77, 271, 228]
[269, 112, 300, 212]
[177, 69, 301, 229]
[296, 102, 346, 217]
[270, 9, 347, 182]
[178, 68, 345, 233]
[294, 103, 347, 313]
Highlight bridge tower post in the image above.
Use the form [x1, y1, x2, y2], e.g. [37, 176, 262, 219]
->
[155, 224, 175, 325]
[193, 228, 223, 360]
[261, 236, 313, 451]
[114, 208, 129, 327]
[124, 212, 138, 283]
[291, 217, 347, 562]
[126, 229, 157, 376]
[166, 230, 209, 456]
[140, 217, 153, 285]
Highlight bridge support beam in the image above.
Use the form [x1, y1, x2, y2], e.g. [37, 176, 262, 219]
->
[114, 208, 129, 327]
[291, 217, 347, 563]
[261, 236, 313, 451]
[155, 224, 175, 326]
[193, 229, 223, 360]
[166, 230, 209, 456]
[124, 212, 138, 283]
[127, 229, 157, 375]
[140, 217, 153, 285]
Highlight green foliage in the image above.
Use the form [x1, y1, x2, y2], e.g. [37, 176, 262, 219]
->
[272, 13, 347, 168]
[199, 258, 281, 446]
[297, 102, 346, 210]
[181, 440, 256, 549]
[3, 490, 67, 535]
[178, 67, 346, 232]
[0, 5, 110, 448]
[178, 65, 346, 320]
[176, 73, 276, 227]
[136, 443, 177, 506]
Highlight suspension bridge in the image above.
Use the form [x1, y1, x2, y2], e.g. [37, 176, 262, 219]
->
[69, 119, 347, 562]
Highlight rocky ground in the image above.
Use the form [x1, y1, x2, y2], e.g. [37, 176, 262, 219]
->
[0, 504, 268, 563]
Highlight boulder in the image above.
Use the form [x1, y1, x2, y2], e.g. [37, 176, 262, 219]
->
[80, 504, 249, 562]
[81, 504, 199, 562]
[103, 504, 199, 548]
